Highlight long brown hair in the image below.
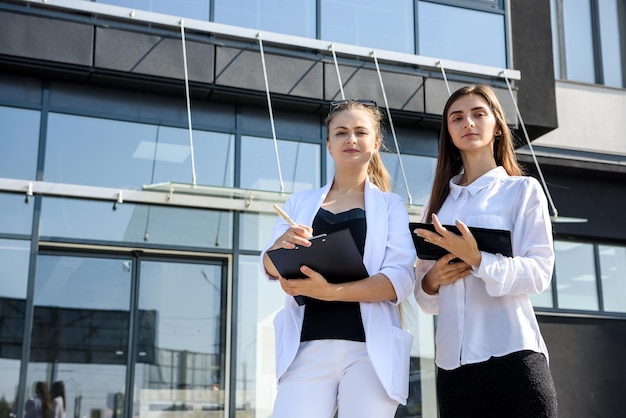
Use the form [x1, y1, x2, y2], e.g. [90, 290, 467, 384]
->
[325, 100, 391, 192]
[426, 84, 523, 221]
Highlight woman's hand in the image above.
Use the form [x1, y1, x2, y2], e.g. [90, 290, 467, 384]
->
[420, 253, 472, 295]
[278, 265, 337, 301]
[415, 213, 482, 268]
[268, 225, 314, 251]
[263, 225, 314, 279]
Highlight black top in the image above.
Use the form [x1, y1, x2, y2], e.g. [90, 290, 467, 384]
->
[300, 207, 367, 342]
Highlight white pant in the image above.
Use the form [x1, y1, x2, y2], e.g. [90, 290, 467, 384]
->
[272, 340, 399, 418]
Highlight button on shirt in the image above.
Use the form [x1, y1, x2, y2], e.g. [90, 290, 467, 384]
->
[414, 167, 554, 370]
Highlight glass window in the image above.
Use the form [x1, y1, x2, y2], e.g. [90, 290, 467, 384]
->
[40, 198, 233, 249]
[598, 245, 626, 313]
[215, 0, 316, 38]
[381, 152, 437, 206]
[0, 239, 30, 416]
[418, 1, 506, 68]
[240, 136, 321, 193]
[0, 106, 40, 181]
[0, 193, 34, 235]
[235, 254, 285, 417]
[133, 259, 225, 414]
[45, 113, 234, 190]
[554, 241, 598, 310]
[95, 0, 211, 21]
[561, 0, 595, 83]
[321, 0, 414, 54]
[598, 0, 624, 88]
[240, 212, 277, 252]
[27, 254, 133, 418]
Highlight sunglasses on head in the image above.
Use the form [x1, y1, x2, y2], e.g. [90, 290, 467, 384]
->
[328, 99, 377, 113]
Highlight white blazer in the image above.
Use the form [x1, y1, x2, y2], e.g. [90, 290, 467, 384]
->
[260, 178, 416, 404]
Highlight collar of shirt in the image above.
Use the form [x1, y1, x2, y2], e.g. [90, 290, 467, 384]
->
[449, 166, 507, 200]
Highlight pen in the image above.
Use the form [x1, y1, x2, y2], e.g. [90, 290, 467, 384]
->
[273, 204, 299, 227]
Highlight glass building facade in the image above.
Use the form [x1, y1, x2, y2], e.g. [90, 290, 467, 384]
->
[1, 1, 625, 418]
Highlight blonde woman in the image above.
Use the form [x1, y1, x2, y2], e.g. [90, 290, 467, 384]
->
[261, 99, 415, 418]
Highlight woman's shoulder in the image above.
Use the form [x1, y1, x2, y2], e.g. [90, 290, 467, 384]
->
[499, 173, 542, 191]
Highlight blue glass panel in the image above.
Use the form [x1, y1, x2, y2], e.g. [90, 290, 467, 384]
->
[554, 241, 598, 311]
[45, 113, 234, 190]
[0, 193, 34, 235]
[418, 2, 506, 68]
[0, 106, 40, 180]
[40, 198, 233, 249]
[381, 152, 436, 206]
[598, 0, 624, 88]
[562, 0, 595, 83]
[598, 245, 626, 313]
[215, 0, 316, 38]
[321, 0, 414, 54]
[240, 136, 320, 193]
[96, 0, 210, 21]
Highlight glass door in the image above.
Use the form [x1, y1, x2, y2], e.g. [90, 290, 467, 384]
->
[25, 251, 227, 418]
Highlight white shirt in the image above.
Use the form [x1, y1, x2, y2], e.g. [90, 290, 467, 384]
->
[414, 167, 554, 370]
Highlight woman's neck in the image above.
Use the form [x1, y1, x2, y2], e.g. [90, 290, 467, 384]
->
[459, 154, 497, 186]
[332, 167, 368, 194]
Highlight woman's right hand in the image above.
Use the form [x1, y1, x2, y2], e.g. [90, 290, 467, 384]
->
[421, 253, 472, 295]
[263, 225, 314, 279]
[268, 225, 314, 251]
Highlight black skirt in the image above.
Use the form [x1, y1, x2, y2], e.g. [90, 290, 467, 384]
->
[436, 350, 558, 418]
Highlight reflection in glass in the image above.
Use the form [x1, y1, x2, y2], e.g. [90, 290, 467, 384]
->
[28, 255, 132, 418]
[598, 245, 626, 313]
[40, 198, 233, 249]
[134, 260, 224, 416]
[235, 255, 284, 417]
[215, 0, 315, 38]
[554, 241, 598, 310]
[598, 0, 624, 88]
[381, 152, 436, 206]
[96, 0, 211, 21]
[45, 113, 234, 190]
[240, 136, 320, 193]
[0, 239, 30, 416]
[418, 1, 506, 68]
[321, 0, 414, 53]
[239, 212, 276, 252]
[0, 193, 34, 235]
[0, 106, 40, 180]
[562, 0, 595, 83]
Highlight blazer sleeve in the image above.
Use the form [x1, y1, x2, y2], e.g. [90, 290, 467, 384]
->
[378, 193, 417, 305]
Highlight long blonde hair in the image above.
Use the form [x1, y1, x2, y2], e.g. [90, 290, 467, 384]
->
[325, 100, 391, 192]
[426, 84, 523, 221]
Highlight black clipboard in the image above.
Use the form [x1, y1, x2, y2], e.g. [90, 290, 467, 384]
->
[409, 222, 513, 260]
[266, 228, 369, 305]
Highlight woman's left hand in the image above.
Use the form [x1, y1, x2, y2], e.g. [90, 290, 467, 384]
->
[417, 213, 482, 267]
[278, 265, 336, 301]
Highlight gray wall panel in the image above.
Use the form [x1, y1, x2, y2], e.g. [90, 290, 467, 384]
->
[95, 27, 213, 83]
[215, 46, 323, 99]
[0, 11, 93, 66]
[510, 0, 558, 138]
[424, 78, 517, 125]
[324, 63, 425, 113]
